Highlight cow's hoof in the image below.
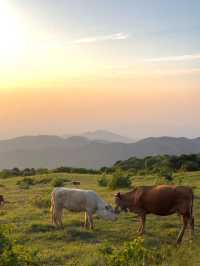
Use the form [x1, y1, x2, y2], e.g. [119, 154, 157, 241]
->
[137, 231, 145, 236]
[176, 240, 182, 246]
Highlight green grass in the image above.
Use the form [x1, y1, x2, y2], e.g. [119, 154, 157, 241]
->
[0, 172, 200, 265]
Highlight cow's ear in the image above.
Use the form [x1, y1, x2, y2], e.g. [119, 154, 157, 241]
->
[114, 192, 121, 199]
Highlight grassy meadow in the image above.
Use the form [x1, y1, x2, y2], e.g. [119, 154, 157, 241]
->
[0, 172, 200, 265]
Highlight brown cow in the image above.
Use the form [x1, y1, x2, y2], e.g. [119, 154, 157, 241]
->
[114, 185, 194, 244]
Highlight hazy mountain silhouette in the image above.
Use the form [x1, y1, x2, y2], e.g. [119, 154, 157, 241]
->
[0, 135, 200, 169]
[81, 130, 134, 143]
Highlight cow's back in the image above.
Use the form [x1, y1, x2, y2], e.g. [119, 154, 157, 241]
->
[135, 185, 193, 215]
[53, 188, 98, 212]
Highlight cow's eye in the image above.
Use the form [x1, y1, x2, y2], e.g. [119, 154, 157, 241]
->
[105, 205, 110, 210]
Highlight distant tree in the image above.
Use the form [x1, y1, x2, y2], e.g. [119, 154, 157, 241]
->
[109, 168, 131, 190]
[181, 161, 199, 172]
[11, 167, 21, 176]
[100, 166, 112, 173]
[0, 169, 12, 179]
[98, 174, 109, 187]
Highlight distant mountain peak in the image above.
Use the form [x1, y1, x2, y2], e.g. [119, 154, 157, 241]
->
[81, 129, 134, 143]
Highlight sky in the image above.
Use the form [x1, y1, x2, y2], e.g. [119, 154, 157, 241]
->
[0, 0, 200, 139]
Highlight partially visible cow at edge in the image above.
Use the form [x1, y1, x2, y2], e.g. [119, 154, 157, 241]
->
[114, 185, 194, 244]
[0, 195, 5, 206]
[51, 187, 117, 229]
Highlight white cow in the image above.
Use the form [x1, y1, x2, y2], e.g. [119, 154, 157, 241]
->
[51, 187, 117, 229]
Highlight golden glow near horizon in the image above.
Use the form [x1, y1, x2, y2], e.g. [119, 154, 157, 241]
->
[0, 1, 200, 139]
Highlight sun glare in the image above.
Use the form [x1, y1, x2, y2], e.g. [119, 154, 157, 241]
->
[0, 2, 27, 64]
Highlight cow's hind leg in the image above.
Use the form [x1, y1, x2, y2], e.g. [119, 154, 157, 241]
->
[137, 214, 146, 235]
[59, 209, 64, 228]
[51, 208, 58, 226]
[55, 208, 63, 228]
[189, 216, 194, 239]
[177, 215, 188, 244]
[52, 211, 57, 225]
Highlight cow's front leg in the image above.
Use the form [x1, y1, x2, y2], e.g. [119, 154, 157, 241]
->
[84, 212, 89, 228]
[87, 212, 94, 230]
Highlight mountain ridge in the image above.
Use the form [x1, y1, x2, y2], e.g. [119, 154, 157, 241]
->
[0, 134, 200, 169]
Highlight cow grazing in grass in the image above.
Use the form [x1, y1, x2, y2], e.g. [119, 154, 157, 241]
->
[114, 185, 194, 244]
[51, 187, 117, 229]
[0, 195, 5, 206]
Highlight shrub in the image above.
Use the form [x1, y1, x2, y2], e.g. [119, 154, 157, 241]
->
[102, 238, 163, 266]
[32, 195, 50, 209]
[34, 176, 52, 185]
[16, 177, 35, 189]
[51, 177, 65, 187]
[0, 225, 41, 265]
[98, 174, 109, 187]
[176, 175, 184, 185]
[109, 169, 131, 190]
[158, 166, 173, 177]
[0, 169, 12, 179]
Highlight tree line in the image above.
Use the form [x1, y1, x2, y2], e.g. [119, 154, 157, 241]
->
[0, 166, 100, 178]
[109, 154, 200, 175]
[1, 154, 200, 179]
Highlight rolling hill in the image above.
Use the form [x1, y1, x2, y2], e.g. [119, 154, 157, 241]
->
[0, 135, 200, 169]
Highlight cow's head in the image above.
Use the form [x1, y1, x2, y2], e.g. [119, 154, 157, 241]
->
[114, 192, 128, 213]
[96, 204, 117, 221]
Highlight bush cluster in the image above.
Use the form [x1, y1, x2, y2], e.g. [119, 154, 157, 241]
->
[31, 195, 50, 209]
[16, 177, 35, 189]
[0, 226, 41, 266]
[98, 174, 109, 187]
[98, 169, 132, 190]
[51, 176, 69, 187]
[101, 238, 164, 266]
[109, 169, 131, 190]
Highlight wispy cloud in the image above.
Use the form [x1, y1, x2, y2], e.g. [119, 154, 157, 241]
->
[144, 53, 200, 62]
[72, 32, 129, 44]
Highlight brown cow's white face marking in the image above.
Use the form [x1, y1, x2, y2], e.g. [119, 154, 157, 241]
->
[114, 192, 128, 213]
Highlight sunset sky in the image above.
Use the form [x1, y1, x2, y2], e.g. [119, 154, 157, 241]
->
[0, 0, 200, 139]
